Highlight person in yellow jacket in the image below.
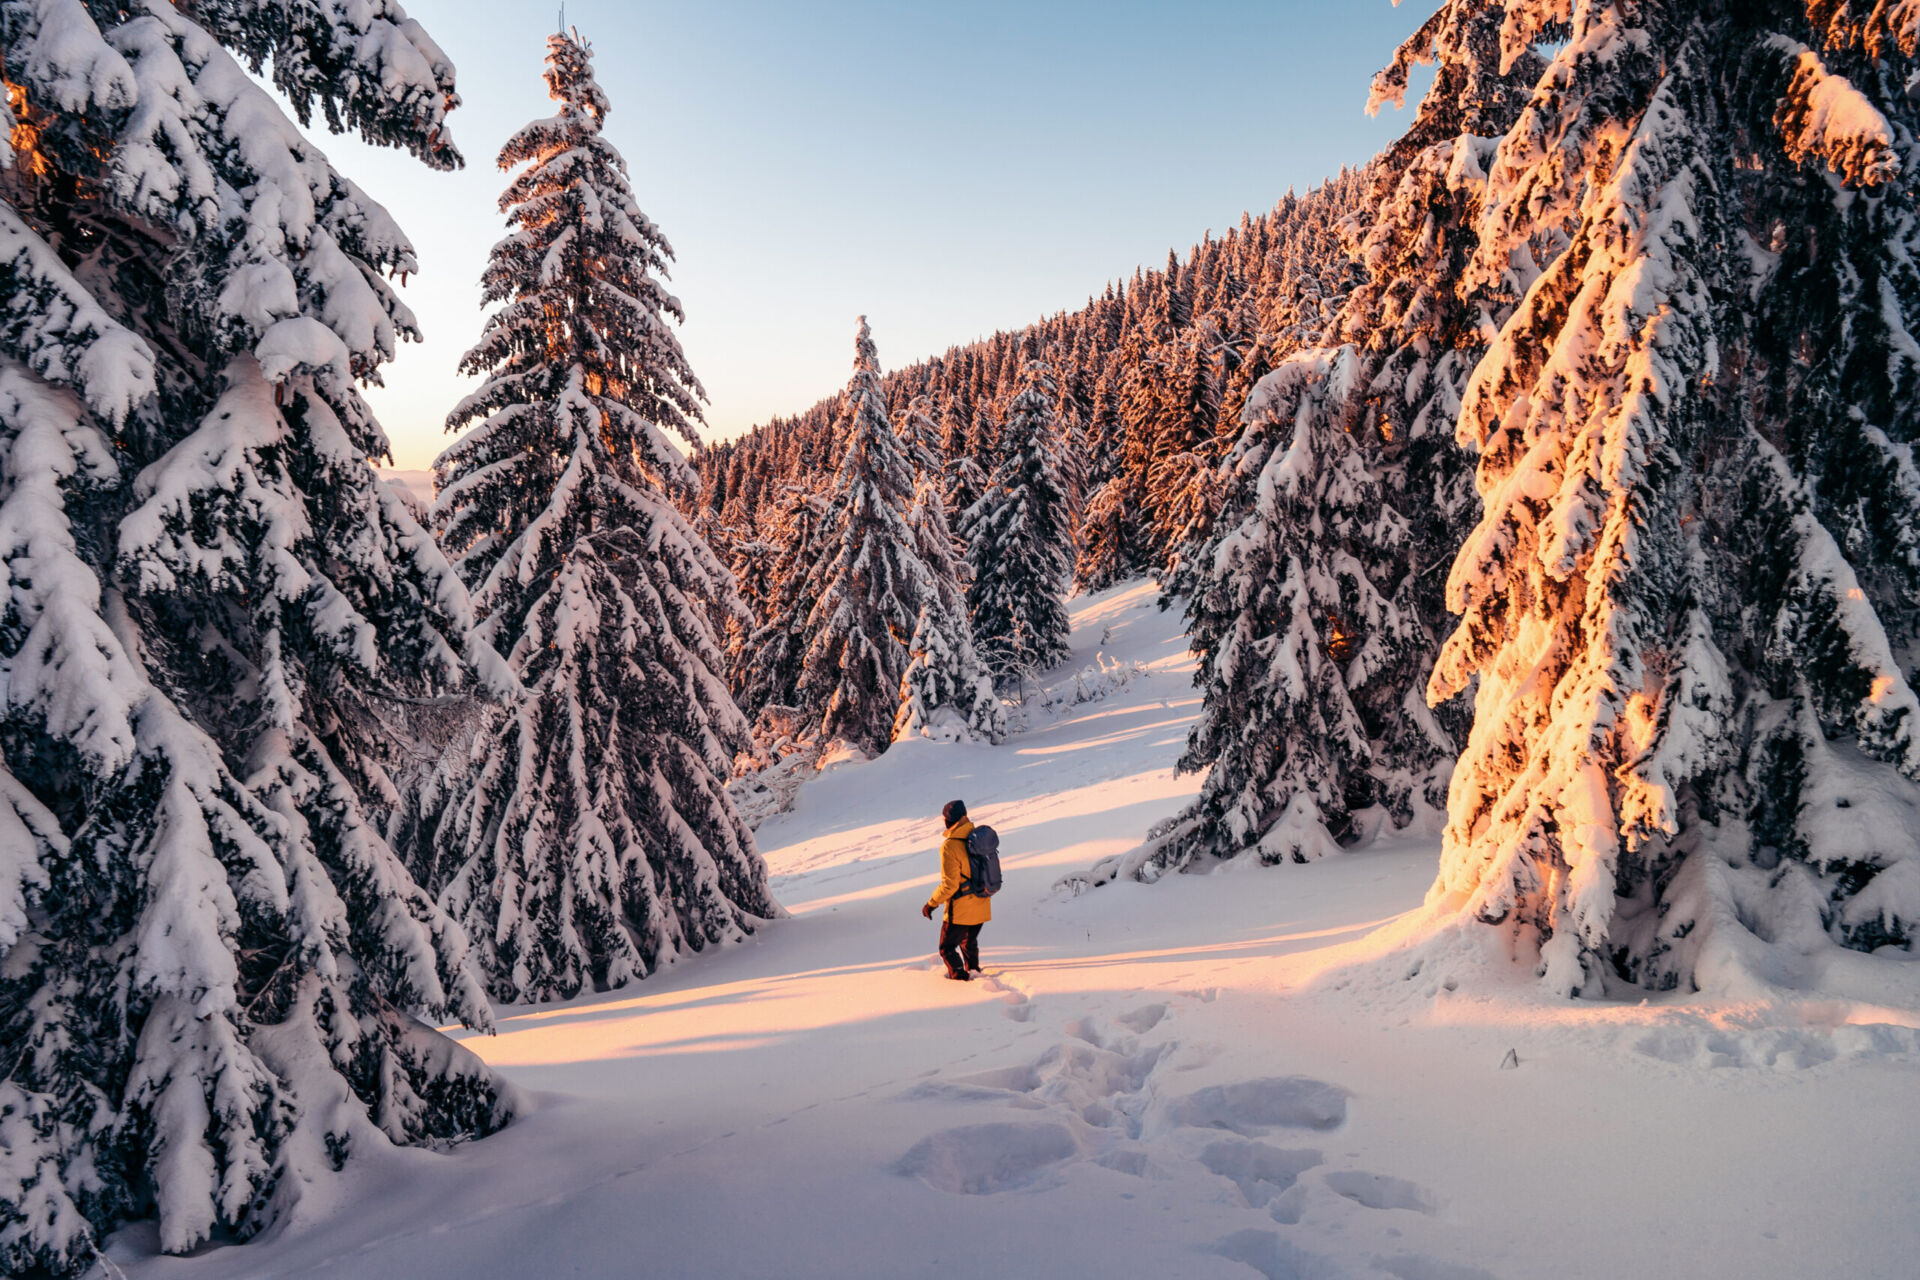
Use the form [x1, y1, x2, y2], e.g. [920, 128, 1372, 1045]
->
[922, 799, 989, 980]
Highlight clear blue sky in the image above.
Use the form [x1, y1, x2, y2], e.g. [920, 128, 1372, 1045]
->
[333, 1, 1437, 469]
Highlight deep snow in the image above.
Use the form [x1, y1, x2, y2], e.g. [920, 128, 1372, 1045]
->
[117, 581, 1920, 1280]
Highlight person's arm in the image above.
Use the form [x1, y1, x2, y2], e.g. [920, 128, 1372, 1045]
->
[926, 838, 963, 911]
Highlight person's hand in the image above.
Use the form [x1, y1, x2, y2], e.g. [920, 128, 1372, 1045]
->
[921, 902, 934, 919]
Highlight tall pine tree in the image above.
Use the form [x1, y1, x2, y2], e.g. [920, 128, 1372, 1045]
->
[1073, 374, 1144, 592]
[1122, 349, 1441, 878]
[895, 448, 1003, 745]
[1149, 324, 1227, 600]
[793, 319, 936, 754]
[965, 359, 1074, 683]
[1425, 0, 1920, 995]
[894, 392, 944, 477]
[0, 2, 514, 1270]
[734, 482, 830, 723]
[415, 29, 777, 1004]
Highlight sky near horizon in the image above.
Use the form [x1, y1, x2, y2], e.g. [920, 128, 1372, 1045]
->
[338, 1, 1438, 471]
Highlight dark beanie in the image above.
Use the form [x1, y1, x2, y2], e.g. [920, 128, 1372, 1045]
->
[942, 799, 967, 827]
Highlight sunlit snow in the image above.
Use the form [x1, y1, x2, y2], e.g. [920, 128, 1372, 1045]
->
[117, 582, 1920, 1280]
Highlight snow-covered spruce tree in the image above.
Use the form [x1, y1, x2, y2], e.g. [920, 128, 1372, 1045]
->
[945, 451, 992, 548]
[1426, 0, 1920, 995]
[1148, 325, 1226, 601]
[723, 522, 780, 672]
[938, 393, 984, 523]
[1072, 375, 1144, 593]
[417, 29, 777, 1004]
[894, 393, 944, 477]
[965, 359, 1074, 684]
[1073, 477, 1141, 594]
[0, 3, 516, 1271]
[894, 473, 1004, 744]
[792, 319, 934, 755]
[1109, 4, 1537, 883]
[890, 378, 1002, 744]
[1123, 350, 1435, 878]
[734, 482, 829, 723]
[945, 399, 999, 539]
[1112, 301, 1176, 577]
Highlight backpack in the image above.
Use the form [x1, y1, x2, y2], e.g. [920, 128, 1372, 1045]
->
[962, 825, 1003, 898]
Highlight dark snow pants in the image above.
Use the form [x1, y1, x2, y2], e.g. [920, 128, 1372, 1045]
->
[938, 920, 982, 976]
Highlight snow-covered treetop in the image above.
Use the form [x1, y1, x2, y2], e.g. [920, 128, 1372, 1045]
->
[849, 316, 884, 418]
[1367, 1, 1546, 168]
[534, 21, 611, 121]
[816, 317, 917, 578]
[448, 25, 704, 447]
[436, 26, 714, 634]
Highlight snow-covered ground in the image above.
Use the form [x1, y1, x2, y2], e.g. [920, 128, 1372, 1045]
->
[119, 582, 1920, 1280]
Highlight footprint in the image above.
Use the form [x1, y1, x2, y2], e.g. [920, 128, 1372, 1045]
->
[1634, 1026, 1851, 1070]
[1095, 1147, 1151, 1177]
[1064, 1016, 1105, 1047]
[1164, 1076, 1349, 1135]
[1199, 1138, 1322, 1207]
[1372, 1255, 1498, 1280]
[900, 1063, 1043, 1102]
[893, 1122, 1079, 1195]
[1322, 1170, 1438, 1215]
[1268, 1182, 1308, 1224]
[1117, 1003, 1169, 1034]
[979, 972, 1036, 1022]
[978, 971, 1027, 1000]
[1170, 1041, 1222, 1072]
[1213, 1228, 1349, 1280]
[952, 1063, 1043, 1093]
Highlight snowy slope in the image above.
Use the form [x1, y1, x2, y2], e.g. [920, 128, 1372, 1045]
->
[117, 582, 1920, 1280]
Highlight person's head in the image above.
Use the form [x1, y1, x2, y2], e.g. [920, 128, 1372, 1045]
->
[942, 799, 967, 828]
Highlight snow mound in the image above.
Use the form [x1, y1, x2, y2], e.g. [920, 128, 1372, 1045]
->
[892, 1122, 1079, 1195]
[1322, 1169, 1439, 1215]
[1157, 1076, 1349, 1136]
[1198, 1139, 1323, 1207]
[1034, 653, 1146, 714]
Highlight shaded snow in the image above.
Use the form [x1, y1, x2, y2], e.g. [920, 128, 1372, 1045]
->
[116, 582, 1920, 1280]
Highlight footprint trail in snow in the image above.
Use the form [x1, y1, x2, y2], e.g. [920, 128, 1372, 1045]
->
[892, 987, 1481, 1280]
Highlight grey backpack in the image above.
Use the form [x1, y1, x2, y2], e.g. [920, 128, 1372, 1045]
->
[963, 825, 1002, 898]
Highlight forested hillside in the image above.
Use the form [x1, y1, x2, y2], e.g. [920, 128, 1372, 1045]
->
[693, 168, 1370, 614]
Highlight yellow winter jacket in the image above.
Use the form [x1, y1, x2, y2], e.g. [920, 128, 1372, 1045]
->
[927, 818, 991, 925]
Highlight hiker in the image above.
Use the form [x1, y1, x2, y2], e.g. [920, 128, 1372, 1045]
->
[923, 798, 990, 980]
